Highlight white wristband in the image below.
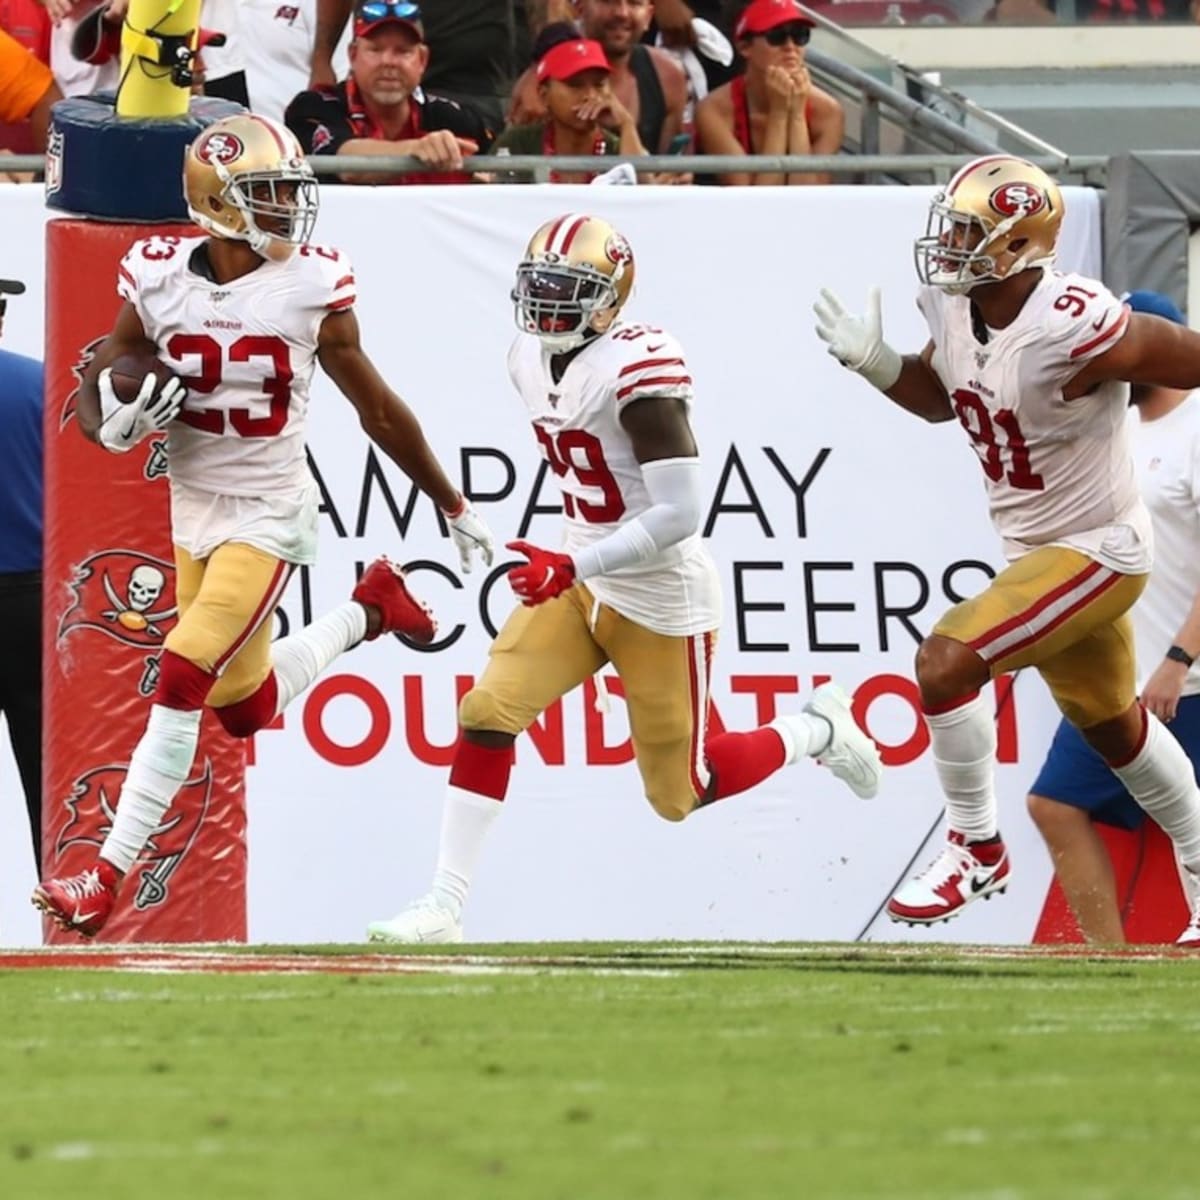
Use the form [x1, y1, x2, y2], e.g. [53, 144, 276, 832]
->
[859, 341, 903, 392]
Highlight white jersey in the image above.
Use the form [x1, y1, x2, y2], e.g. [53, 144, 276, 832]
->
[118, 234, 355, 563]
[507, 321, 722, 637]
[1131, 396, 1200, 695]
[918, 270, 1152, 574]
[240, 0, 349, 125]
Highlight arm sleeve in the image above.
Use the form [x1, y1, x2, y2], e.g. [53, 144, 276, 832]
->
[570, 456, 702, 581]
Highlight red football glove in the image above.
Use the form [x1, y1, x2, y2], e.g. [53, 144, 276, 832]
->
[506, 540, 577, 606]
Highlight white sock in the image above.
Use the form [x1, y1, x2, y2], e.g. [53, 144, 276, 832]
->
[272, 602, 368, 715]
[430, 785, 503, 917]
[925, 692, 998, 842]
[101, 705, 202, 874]
[1109, 713, 1200, 870]
[769, 713, 831, 764]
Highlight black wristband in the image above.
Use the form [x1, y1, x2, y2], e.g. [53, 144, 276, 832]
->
[1167, 645, 1195, 668]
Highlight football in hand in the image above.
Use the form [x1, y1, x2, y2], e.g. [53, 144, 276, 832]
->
[107, 351, 182, 405]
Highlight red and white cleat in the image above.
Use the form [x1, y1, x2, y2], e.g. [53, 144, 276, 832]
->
[886, 830, 1010, 926]
[353, 557, 437, 645]
[31, 859, 121, 938]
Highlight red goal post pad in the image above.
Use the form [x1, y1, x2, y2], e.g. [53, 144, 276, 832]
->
[42, 219, 248, 944]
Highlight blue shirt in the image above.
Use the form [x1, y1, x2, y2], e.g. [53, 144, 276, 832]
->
[0, 348, 43, 574]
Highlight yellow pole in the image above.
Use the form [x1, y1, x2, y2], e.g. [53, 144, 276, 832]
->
[116, 0, 202, 118]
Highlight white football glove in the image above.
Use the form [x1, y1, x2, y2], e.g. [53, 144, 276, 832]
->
[445, 497, 495, 573]
[813, 286, 903, 392]
[97, 367, 186, 454]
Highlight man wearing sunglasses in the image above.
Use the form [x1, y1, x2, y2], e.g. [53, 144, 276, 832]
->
[0, 276, 44, 880]
[309, 0, 514, 131]
[695, 0, 843, 185]
[286, 2, 496, 183]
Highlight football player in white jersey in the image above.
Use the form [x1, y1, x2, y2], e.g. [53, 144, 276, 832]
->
[367, 212, 883, 945]
[815, 153, 1200, 934]
[33, 113, 494, 937]
[1026, 290, 1200, 947]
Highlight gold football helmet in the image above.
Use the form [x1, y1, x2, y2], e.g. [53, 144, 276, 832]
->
[512, 214, 636, 351]
[914, 155, 1064, 293]
[184, 114, 318, 262]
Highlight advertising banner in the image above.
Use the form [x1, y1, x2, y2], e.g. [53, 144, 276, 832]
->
[1, 182, 1160, 948]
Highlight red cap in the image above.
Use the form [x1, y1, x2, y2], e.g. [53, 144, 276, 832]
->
[536, 38, 611, 83]
[353, 1, 424, 42]
[734, 0, 815, 39]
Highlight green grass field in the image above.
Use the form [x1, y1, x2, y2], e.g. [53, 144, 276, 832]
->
[2, 944, 1198, 1200]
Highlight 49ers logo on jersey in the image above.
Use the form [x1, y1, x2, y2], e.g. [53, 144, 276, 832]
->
[56, 760, 214, 911]
[196, 131, 245, 166]
[989, 183, 1046, 219]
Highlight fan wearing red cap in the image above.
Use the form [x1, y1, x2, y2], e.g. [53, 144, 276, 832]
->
[695, 0, 844, 186]
[488, 37, 647, 184]
[284, 1, 495, 184]
[505, 0, 689, 160]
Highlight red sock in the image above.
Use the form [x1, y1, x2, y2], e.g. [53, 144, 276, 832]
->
[213, 672, 279, 738]
[704, 727, 788, 802]
[448, 737, 515, 801]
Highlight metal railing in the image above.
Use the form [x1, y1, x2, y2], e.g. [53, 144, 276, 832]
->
[3, 152, 1107, 184]
[802, 4, 1078, 181]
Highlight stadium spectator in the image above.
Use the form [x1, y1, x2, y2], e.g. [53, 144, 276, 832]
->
[695, 0, 843, 185]
[65, 0, 250, 105]
[508, 0, 689, 154]
[286, 1, 496, 184]
[1027, 291, 1200, 947]
[0, 277, 43, 874]
[0, 24, 61, 161]
[0, 0, 50, 60]
[240, 0, 350, 125]
[0, 0, 50, 162]
[310, 0, 514, 130]
[489, 36, 647, 182]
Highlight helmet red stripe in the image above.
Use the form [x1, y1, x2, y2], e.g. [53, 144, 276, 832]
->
[249, 114, 289, 157]
[558, 215, 588, 254]
[947, 154, 1015, 196]
[543, 214, 570, 253]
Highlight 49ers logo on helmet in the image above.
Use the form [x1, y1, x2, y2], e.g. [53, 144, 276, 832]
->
[196, 131, 245, 166]
[605, 232, 633, 267]
[989, 182, 1046, 219]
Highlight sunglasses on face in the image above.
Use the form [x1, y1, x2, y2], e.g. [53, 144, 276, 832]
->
[356, 0, 420, 20]
[760, 22, 811, 46]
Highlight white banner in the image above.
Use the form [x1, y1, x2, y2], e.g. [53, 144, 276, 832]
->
[0, 183, 1102, 946]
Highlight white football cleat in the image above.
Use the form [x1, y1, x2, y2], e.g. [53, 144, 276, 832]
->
[367, 894, 464, 945]
[800, 682, 883, 799]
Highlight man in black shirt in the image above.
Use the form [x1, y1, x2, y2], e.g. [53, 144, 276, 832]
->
[287, 2, 496, 183]
[310, 0, 514, 130]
